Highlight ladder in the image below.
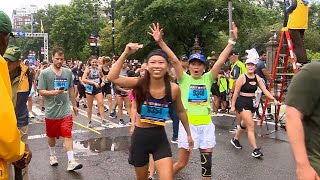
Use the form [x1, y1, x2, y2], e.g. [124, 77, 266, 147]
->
[259, 27, 299, 126]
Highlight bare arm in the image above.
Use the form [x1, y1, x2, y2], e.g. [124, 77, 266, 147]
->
[286, 106, 320, 180]
[69, 86, 77, 108]
[38, 89, 64, 97]
[231, 75, 244, 109]
[257, 75, 276, 102]
[173, 85, 191, 137]
[211, 22, 238, 79]
[286, 106, 309, 166]
[262, 68, 272, 81]
[107, 43, 140, 88]
[148, 23, 184, 81]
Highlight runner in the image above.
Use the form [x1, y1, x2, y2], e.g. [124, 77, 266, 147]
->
[230, 56, 280, 158]
[147, 22, 237, 179]
[77, 62, 88, 108]
[101, 56, 113, 115]
[71, 62, 80, 107]
[81, 55, 106, 128]
[35, 61, 48, 112]
[107, 42, 193, 180]
[38, 47, 82, 171]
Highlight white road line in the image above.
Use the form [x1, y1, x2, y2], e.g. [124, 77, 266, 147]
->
[32, 106, 44, 116]
[77, 108, 127, 128]
[28, 127, 106, 140]
[212, 113, 284, 126]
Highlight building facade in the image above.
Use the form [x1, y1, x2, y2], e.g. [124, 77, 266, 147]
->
[12, 5, 38, 30]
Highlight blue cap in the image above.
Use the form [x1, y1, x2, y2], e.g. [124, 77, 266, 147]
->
[189, 53, 206, 63]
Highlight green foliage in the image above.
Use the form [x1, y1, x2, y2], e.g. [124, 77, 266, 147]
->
[306, 49, 320, 62]
[10, 0, 320, 62]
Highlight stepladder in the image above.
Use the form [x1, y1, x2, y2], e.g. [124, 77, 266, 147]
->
[259, 27, 299, 127]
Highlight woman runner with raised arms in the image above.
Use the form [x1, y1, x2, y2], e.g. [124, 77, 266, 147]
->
[107, 40, 194, 179]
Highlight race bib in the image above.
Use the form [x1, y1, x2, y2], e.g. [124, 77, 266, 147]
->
[140, 101, 169, 126]
[85, 85, 93, 94]
[188, 84, 208, 106]
[54, 77, 69, 91]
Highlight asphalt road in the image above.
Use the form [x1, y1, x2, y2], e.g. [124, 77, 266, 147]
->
[27, 96, 295, 180]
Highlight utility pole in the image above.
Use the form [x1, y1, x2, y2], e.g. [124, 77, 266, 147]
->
[228, 0, 233, 38]
[111, 0, 115, 56]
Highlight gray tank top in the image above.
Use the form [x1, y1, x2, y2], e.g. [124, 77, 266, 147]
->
[88, 67, 100, 84]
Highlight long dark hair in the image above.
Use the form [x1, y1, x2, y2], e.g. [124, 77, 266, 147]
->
[134, 50, 171, 110]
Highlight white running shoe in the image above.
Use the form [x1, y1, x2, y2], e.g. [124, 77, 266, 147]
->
[28, 112, 34, 118]
[67, 159, 83, 171]
[49, 154, 58, 166]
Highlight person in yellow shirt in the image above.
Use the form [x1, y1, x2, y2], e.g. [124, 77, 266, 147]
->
[286, 0, 309, 65]
[0, 10, 31, 180]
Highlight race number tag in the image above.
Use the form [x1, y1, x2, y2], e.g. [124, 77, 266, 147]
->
[140, 101, 169, 126]
[188, 84, 208, 106]
[54, 77, 69, 91]
[85, 85, 93, 94]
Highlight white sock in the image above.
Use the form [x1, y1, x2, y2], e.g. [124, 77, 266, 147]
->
[49, 146, 55, 155]
[67, 151, 74, 161]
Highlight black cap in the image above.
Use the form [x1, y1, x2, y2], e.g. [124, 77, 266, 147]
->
[230, 49, 239, 56]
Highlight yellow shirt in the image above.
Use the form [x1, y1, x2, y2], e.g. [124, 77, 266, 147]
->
[287, 0, 309, 29]
[0, 55, 25, 180]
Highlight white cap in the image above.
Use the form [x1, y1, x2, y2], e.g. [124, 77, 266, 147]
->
[245, 48, 259, 65]
[245, 58, 258, 65]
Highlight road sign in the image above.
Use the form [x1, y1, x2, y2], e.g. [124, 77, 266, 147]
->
[16, 30, 26, 37]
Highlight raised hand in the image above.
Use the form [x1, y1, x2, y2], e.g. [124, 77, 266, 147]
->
[124, 43, 143, 55]
[148, 22, 163, 42]
[230, 22, 238, 41]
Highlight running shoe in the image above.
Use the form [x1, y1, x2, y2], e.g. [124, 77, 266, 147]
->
[76, 101, 80, 108]
[87, 121, 92, 128]
[28, 112, 34, 118]
[252, 148, 264, 158]
[119, 119, 126, 126]
[83, 104, 88, 108]
[67, 159, 83, 171]
[171, 138, 178, 144]
[49, 154, 58, 166]
[148, 177, 155, 180]
[41, 107, 45, 112]
[230, 138, 242, 149]
[97, 112, 101, 116]
[109, 112, 117, 119]
[101, 121, 108, 127]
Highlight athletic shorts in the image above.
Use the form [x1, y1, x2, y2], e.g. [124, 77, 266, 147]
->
[45, 115, 73, 139]
[78, 84, 86, 98]
[219, 91, 227, 101]
[73, 80, 79, 86]
[102, 83, 112, 95]
[235, 95, 255, 113]
[211, 83, 220, 96]
[178, 122, 216, 150]
[128, 126, 172, 167]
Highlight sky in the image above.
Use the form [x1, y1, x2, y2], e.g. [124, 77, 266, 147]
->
[2, 0, 71, 19]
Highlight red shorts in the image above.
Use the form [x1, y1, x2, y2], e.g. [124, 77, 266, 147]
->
[45, 115, 73, 139]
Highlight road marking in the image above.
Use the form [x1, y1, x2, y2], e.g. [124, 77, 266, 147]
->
[73, 120, 101, 134]
[28, 127, 107, 140]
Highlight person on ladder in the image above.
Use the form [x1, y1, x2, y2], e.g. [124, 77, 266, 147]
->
[286, 0, 309, 67]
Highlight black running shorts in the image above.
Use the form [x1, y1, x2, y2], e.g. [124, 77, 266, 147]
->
[128, 126, 172, 167]
[235, 95, 255, 113]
